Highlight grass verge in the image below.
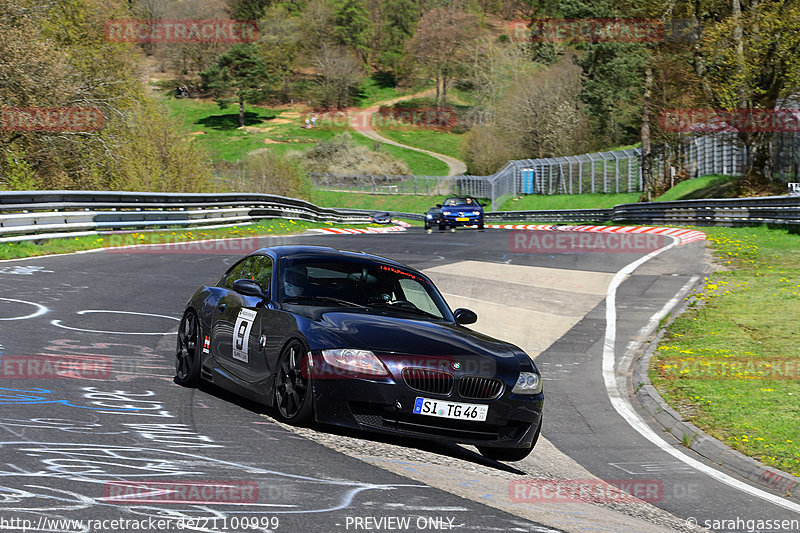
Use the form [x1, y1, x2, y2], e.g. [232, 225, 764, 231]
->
[372, 123, 465, 161]
[650, 225, 800, 476]
[310, 190, 448, 213]
[0, 219, 378, 261]
[655, 174, 740, 201]
[500, 193, 639, 211]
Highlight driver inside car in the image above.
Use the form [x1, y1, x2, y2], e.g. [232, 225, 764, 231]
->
[283, 266, 309, 298]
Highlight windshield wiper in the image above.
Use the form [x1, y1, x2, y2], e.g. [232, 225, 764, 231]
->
[283, 295, 367, 309]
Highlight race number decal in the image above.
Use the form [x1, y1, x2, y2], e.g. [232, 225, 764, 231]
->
[232, 309, 257, 363]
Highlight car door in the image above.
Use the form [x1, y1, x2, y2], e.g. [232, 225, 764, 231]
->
[211, 255, 274, 384]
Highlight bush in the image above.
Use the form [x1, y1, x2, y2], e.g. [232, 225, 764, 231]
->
[110, 101, 216, 193]
[297, 133, 410, 175]
[461, 124, 511, 175]
[227, 149, 312, 199]
[1, 152, 37, 190]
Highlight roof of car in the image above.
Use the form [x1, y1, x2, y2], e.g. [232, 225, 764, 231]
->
[251, 245, 414, 271]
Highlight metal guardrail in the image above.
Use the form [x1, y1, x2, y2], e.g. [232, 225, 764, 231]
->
[2, 191, 799, 244]
[0, 191, 375, 243]
[612, 195, 800, 226]
[491, 195, 800, 227]
[486, 208, 614, 224]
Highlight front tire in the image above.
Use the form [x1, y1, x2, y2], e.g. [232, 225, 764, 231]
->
[175, 309, 202, 387]
[274, 340, 313, 424]
[478, 417, 541, 462]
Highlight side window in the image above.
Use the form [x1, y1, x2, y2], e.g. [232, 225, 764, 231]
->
[224, 256, 273, 292]
[252, 255, 273, 292]
[397, 278, 443, 318]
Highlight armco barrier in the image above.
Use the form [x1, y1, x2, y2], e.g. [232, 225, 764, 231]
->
[487, 194, 800, 227]
[1, 191, 799, 244]
[0, 191, 380, 243]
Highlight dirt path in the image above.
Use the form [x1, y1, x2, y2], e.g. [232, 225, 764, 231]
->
[347, 89, 467, 177]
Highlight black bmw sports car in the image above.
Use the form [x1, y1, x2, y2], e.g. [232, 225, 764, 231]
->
[176, 245, 543, 461]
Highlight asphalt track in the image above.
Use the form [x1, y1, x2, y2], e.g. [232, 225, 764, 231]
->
[0, 227, 797, 533]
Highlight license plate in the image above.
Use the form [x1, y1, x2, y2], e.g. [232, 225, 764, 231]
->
[455, 217, 469, 221]
[413, 397, 488, 421]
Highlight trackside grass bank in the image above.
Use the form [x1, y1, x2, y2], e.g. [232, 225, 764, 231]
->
[0, 219, 378, 261]
[650, 225, 800, 476]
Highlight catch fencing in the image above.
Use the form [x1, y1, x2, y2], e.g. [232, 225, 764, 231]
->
[309, 131, 800, 211]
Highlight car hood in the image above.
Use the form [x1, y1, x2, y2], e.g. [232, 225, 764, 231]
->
[313, 310, 517, 359]
[441, 205, 482, 211]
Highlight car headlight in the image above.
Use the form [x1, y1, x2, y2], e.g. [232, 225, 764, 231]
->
[472, 211, 480, 216]
[426, 214, 433, 219]
[442, 211, 451, 216]
[512, 372, 542, 394]
[321, 349, 388, 376]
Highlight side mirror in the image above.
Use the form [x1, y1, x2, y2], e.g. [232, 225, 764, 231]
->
[233, 279, 267, 299]
[435, 204, 442, 208]
[454, 308, 477, 325]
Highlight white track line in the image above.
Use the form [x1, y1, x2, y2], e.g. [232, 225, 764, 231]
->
[603, 240, 800, 514]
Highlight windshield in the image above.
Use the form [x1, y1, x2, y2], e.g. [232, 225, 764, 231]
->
[442, 197, 476, 207]
[278, 256, 452, 320]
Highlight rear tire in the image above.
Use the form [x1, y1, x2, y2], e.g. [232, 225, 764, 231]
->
[478, 417, 541, 462]
[274, 340, 313, 424]
[175, 309, 202, 387]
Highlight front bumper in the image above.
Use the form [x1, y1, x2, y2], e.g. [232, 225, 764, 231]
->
[309, 354, 543, 449]
[439, 214, 484, 227]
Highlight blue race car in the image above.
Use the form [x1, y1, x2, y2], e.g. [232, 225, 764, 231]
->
[437, 196, 484, 231]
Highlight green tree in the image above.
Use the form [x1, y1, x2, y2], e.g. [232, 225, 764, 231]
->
[375, 0, 420, 79]
[257, 5, 301, 102]
[686, 0, 800, 180]
[202, 44, 271, 128]
[230, 0, 273, 20]
[333, 0, 374, 63]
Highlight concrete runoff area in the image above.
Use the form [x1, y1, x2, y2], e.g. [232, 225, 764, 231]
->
[424, 261, 615, 359]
